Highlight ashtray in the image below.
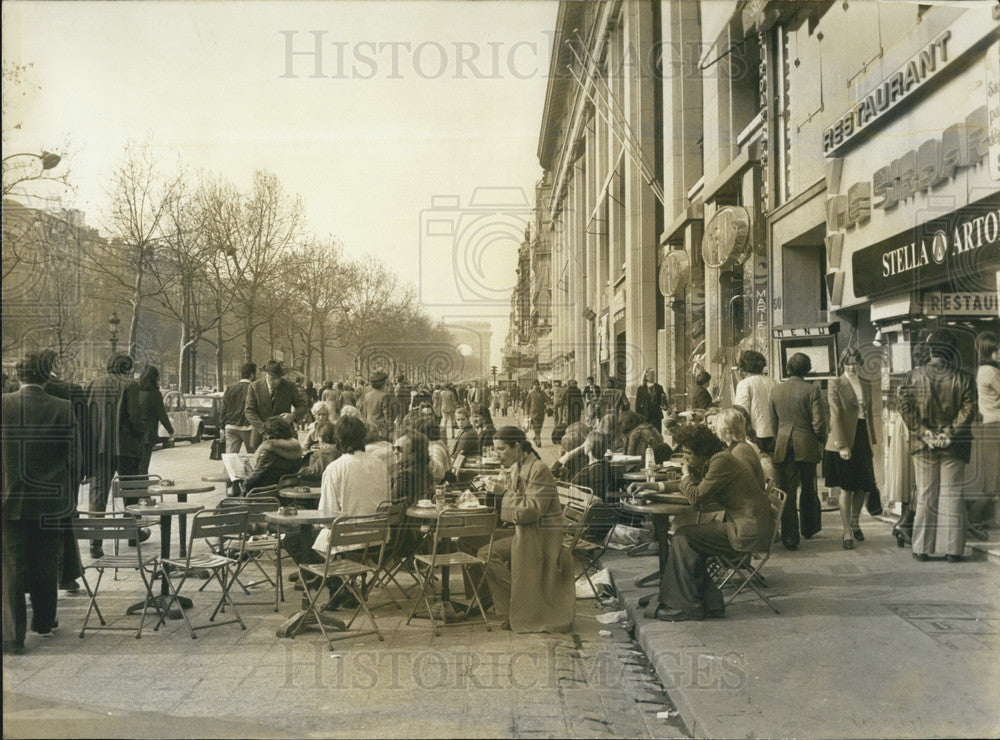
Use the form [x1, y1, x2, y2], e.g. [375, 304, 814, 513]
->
[294, 486, 311, 493]
[160, 479, 175, 486]
[279, 506, 298, 516]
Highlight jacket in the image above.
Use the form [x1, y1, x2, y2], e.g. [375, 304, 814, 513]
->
[898, 360, 976, 462]
[770, 377, 825, 464]
[825, 375, 876, 453]
[734, 374, 777, 439]
[244, 377, 305, 430]
[243, 438, 303, 493]
[565, 387, 584, 422]
[2, 385, 81, 521]
[525, 389, 548, 419]
[87, 372, 143, 460]
[679, 450, 775, 552]
[138, 389, 173, 445]
[635, 383, 667, 427]
[221, 379, 253, 427]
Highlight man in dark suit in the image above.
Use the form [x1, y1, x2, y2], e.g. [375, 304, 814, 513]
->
[770, 352, 826, 550]
[40, 350, 86, 593]
[565, 379, 584, 424]
[582, 376, 601, 406]
[3, 353, 81, 652]
[635, 369, 668, 432]
[86, 353, 143, 558]
[244, 360, 306, 449]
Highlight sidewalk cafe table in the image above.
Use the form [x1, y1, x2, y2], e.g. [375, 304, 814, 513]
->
[147, 482, 216, 557]
[124, 500, 205, 617]
[278, 487, 321, 510]
[622, 470, 676, 483]
[265, 509, 345, 638]
[619, 498, 693, 589]
[406, 503, 488, 623]
[200, 471, 230, 483]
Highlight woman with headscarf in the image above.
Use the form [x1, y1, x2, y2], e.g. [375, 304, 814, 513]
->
[479, 426, 574, 633]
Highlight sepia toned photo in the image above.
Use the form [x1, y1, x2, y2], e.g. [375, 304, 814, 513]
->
[2, 1, 999, 738]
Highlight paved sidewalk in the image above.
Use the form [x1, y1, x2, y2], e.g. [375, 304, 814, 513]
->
[606, 513, 1000, 739]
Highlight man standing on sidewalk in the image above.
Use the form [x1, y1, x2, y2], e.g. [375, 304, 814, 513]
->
[244, 360, 306, 449]
[525, 380, 548, 447]
[221, 362, 256, 453]
[3, 352, 81, 653]
[85, 353, 143, 559]
[899, 330, 976, 563]
[551, 379, 567, 426]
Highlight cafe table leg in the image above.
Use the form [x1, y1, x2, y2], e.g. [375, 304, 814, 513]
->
[177, 493, 188, 557]
[276, 523, 347, 638]
[635, 513, 671, 588]
[126, 513, 192, 618]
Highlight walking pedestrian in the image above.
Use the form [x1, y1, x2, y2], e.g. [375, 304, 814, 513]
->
[221, 363, 257, 453]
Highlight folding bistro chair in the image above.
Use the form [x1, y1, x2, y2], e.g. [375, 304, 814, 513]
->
[713, 488, 788, 614]
[109, 474, 163, 556]
[368, 498, 420, 610]
[406, 509, 496, 637]
[210, 497, 285, 611]
[72, 514, 159, 638]
[153, 507, 250, 638]
[563, 500, 618, 598]
[293, 513, 391, 649]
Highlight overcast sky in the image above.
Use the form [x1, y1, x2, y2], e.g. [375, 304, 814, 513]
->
[3, 0, 559, 367]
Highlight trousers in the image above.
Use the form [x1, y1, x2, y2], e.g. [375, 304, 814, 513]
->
[657, 522, 733, 617]
[89, 454, 142, 514]
[226, 427, 253, 454]
[2, 519, 60, 649]
[776, 458, 821, 547]
[912, 452, 966, 556]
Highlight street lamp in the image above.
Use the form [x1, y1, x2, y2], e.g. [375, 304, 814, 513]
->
[2, 151, 62, 170]
[108, 311, 120, 354]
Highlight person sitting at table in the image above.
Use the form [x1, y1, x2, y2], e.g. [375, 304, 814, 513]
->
[469, 404, 496, 452]
[450, 406, 479, 462]
[478, 426, 575, 633]
[550, 423, 589, 482]
[302, 402, 333, 451]
[620, 410, 664, 458]
[240, 416, 303, 495]
[391, 430, 433, 505]
[297, 421, 341, 484]
[312, 414, 391, 609]
[570, 432, 613, 501]
[632, 423, 775, 622]
[405, 415, 452, 485]
[714, 407, 767, 488]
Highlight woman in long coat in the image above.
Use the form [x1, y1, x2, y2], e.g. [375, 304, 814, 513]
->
[481, 426, 574, 633]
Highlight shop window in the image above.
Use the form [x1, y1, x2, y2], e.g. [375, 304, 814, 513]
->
[781, 225, 827, 325]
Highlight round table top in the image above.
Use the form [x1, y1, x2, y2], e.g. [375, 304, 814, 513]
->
[619, 499, 691, 516]
[622, 470, 677, 482]
[148, 483, 216, 496]
[264, 509, 338, 526]
[126, 501, 204, 516]
[406, 504, 489, 520]
[279, 488, 321, 500]
[200, 472, 230, 483]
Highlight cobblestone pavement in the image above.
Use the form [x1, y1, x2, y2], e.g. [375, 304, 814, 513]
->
[3, 425, 687, 739]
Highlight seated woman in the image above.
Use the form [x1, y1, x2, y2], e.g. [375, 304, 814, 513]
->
[450, 406, 480, 462]
[391, 430, 433, 505]
[550, 423, 589, 482]
[714, 407, 767, 488]
[469, 404, 496, 452]
[622, 411, 664, 458]
[297, 421, 341, 484]
[570, 432, 613, 501]
[241, 416, 303, 494]
[631, 423, 775, 621]
[405, 415, 451, 485]
[478, 426, 575, 633]
[302, 402, 333, 450]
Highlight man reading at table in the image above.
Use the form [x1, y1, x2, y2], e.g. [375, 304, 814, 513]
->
[631, 424, 774, 622]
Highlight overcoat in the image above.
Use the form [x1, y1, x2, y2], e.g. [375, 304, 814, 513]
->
[501, 456, 575, 633]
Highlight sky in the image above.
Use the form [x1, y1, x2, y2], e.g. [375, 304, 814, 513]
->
[2, 0, 560, 368]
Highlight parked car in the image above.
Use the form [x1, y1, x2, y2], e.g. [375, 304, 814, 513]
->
[184, 393, 222, 439]
[159, 391, 206, 446]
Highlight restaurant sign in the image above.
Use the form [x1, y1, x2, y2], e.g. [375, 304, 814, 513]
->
[920, 291, 998, 316]
[852, 193, 1000, 297]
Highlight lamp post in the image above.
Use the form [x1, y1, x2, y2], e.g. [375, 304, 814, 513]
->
[108, 311, 120, 355]
[2, 151, 62, 170]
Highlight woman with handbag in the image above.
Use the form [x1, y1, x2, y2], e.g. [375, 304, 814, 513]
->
[824, 348, 878, 549]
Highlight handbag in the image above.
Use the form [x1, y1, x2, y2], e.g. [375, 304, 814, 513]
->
[865, 484, 883, 516]
[209, 436, 224, 461]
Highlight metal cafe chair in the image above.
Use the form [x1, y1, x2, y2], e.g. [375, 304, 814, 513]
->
[368, 498, 420, 610]
[563, 499, 618, 599]
[712, 488, 788, 614]
[210, 497, 285, 611]
[153, 507, 250, 638]
[293, 513, 391, 650]
[406, 509, 497, 637]
[72, 514, 159, 639]
[109, 474, 163, 556]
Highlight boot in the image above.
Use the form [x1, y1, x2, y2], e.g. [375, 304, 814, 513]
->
[892, 504, 915, 547]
